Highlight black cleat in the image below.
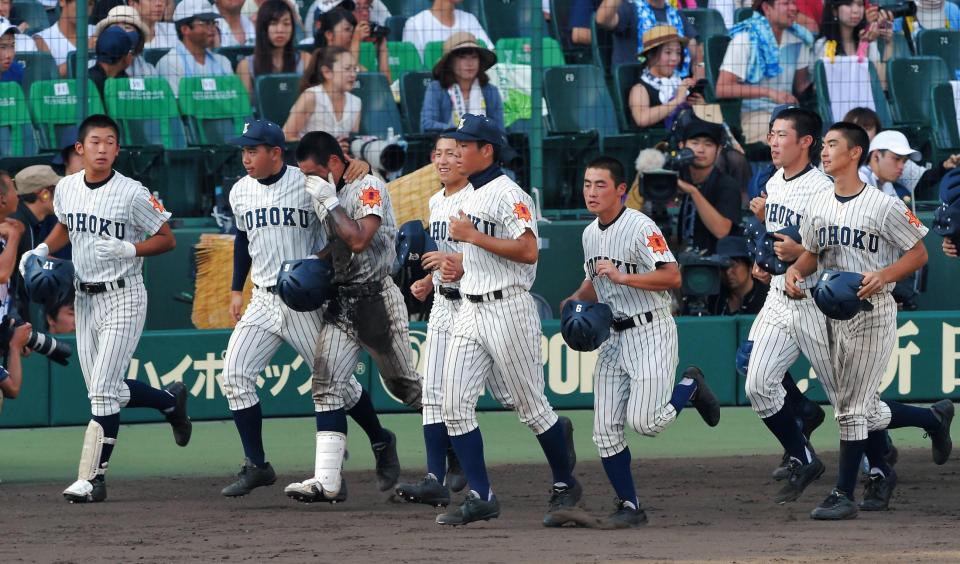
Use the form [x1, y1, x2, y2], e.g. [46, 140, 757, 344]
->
[543, 479, 583, 527]
[221, 459, 277, 497]
[396, 474, 450, 507]
[558, 415, 577, 472]
[772, 451, 792, 481]
[284, 478, 348, 503]
[445, 447, 467, 493]
[436, 491, 500, 526]
[372, 429, 401, 492]
[929, 400, 954, 465]
[164, 382, 192, 447]
[605, 499, 648, 528]
[801, 401, 826, 440]
[859, 468, 897, 511]
[685, 366, 720, 427]
[63, 477, 107, 503]
[810, 488, 858, 520]
[774, 456, 825, 504]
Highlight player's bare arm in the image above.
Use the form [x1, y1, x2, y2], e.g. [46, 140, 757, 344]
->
[944, 239, 958, 258]
[327, 208, 381, 253]
[785, 251, 818, 297]
[410, 272, 434, 302]
[132, 223, 177, 257]
[595, 260, 681, 291]
[0, 219, 24, 284]
[449, 211, 538, 264]
[772, 233, 804, 262]
[859, 240, 928, 299]
[677, 180, 734, 239]
[42, 222, 71, 254]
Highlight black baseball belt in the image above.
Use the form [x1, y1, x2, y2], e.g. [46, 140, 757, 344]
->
[77, 278, 127, 294]
[611, 311, 655, 331]
[437, 286, 461, 300]
[337, 279, 384, 299]
[254, 284, 278, 294]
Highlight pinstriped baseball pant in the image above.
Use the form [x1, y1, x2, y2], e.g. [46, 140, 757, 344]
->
[221, 289, 362, 412]
[593, 311, 678, 458]
[442, 292, 557, 436]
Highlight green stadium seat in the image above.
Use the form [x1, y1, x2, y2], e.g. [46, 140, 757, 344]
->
[384, 15, 406, 42]
[887, 56, 949, 128]
[734, 7, 752, 23]
[680, 8, 728, 40]
[812, 59, 893, 128]
[385, 41, 423, 76]
[422, 38, 487, 69]
[254, 73, 300, 127]
[0, 82, 38, 157]
[15, 52, 58, 98]
[27, 79, 105, 150]
[359, 41, 377, 72]
[178, 75, 251, 145]
[483, 0, 540, 44]
[930, 83, 960, 161]
[352, 72, 403, 138]
[590, 16, 614, 75]
[917, 29, 960, 79]
[143, 48, 170, 66]
[254, 73, 301, 126]
[612, 62, 668, 145]
[11, 1, 48, 34]
[399, 71, 432, 134]
[214, 46, 254, 71]
[495, 37, 565, 67]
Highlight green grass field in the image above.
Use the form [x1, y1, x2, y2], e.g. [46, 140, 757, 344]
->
[0, 407, 948, 483]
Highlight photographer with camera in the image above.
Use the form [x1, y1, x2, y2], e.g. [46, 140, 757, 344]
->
[10, 166, 62, 323]
[704, 236, 770, 315]
[305, 5, 390, 80]
[675, 119, 742, 254]
[0, 320, 32, 400]
[890, 0, 960, 38]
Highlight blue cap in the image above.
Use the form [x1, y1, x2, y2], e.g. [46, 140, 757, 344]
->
[715, 236, 750, 260]
[940, 167, 960, 207]
[96, 25, 135, 64]
[228, 119, 286, 148]
[446, 114, 505, 146]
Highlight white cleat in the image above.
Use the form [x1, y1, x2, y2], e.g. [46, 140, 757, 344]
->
[63, 479, 107, 503]
[284, 477, 347, 504]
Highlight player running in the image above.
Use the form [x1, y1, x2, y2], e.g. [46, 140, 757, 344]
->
[787, 122, 954, 519]
[217, 120, 401, 498]
[283, 131, 422, 503]
[560, 156, 720, 527]
[18, 114, 190, 503]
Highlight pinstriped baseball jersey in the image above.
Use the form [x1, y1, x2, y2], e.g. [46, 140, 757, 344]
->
[230, 166, 325, 288]
[54, 170, 171, 283]
[318, 174, 396, 284]
[763, 166, 834, 291]
[801, 185, 928, 292]
[459, 174, 537, 295]
[428, 184, 474, 288]
[582, 208, 674, 318]
[0, 239, 9, 319]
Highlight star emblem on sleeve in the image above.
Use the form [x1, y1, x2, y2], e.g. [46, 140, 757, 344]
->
[646, 233, 668, 253]
[513, 202, 532, 222]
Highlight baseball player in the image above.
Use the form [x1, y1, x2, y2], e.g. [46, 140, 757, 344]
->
[18, 114, 191, 503]
[395, 134, 514, 507]
[216, 120, 401, 498]
[283, 131, 422, 503]
[429, 114, 577, 527]
[561, 156, 720, 527]
[787, 121, 954, 520]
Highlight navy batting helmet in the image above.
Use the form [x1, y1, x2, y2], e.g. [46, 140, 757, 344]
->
[393, 220, 438, 279]
[743, 218, 765, 258]
[933, 203, 960, 238]
[23, 255, 74, 307]
[755, 225, 802, 275]
[560, 300, 613, 352]
[276, 258, 334, 312]
[812, 270, 875, 320]
[940, 167, 960, 206]
[735, 340, 753, 377]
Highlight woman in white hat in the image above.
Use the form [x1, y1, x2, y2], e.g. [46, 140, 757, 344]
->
[627, 24, 703, 129]
[420, 31, 502, 132]
[93, 5, 157, 76]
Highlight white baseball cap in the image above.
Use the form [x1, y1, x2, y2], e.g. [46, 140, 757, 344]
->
[869, 130, 921, 162]
[173, 0, 220, 24]
[0, 16, 20, 37]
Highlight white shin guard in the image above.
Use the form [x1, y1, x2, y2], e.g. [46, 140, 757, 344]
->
[314, 431, 346, 496]
[77, 420, 116, 481]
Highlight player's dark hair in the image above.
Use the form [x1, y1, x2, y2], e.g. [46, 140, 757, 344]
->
[476, 140, 502, 164]
[586, 156, 626, 187]
[842, 107, 882, 134]
[827, 121, 870, 166]
[296, 130, 346, 166]
[78, 114, 120, 142]
[434, 128, 457, 150]
[21, 193, 39, 203]
[774, 107, 823, 163]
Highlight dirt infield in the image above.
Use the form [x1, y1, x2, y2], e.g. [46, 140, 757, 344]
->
[3, 450, 959, 563]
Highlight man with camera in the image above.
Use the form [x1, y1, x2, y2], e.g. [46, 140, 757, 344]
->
[706, 236, 769, 316]
[10, 165, 62, 323]
[675, 118, 742, 255]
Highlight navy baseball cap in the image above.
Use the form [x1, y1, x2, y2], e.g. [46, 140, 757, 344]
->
[446, 114, 505, 146]
[680, 116, 723, 145]
[96, 25, 137, 64]
[229, 119, 285, 148]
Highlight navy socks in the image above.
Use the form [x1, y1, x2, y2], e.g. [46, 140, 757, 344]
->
[232, 403, 266, 467]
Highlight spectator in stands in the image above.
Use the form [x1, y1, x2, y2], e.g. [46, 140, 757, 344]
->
[706, 235, 769, 315]
[421, 32, 503, 132]
[0, 0, 27, 33]
[237, 0, 302, 99]
[403, 0, 492, 59]
[94, 6, 157, 77]
[156, 0, 233, 96]
[860, 130, 960, 202]
[675, 117, 741, 254]
[217, 0, 255, 46]
[595, 0, 700, 75]
[567, 0, 597, 46]
[304, 0, 390, 33]
[283, 46, 359, 150]
[0, 17, 23, 84]
[0, 1, 37, 52]
[893, 0, 960, 38]
[794, 0, 821, 33]
[35, 0, 97, 77]
[52, 126, 83, 176]
[815, 0, 893, 86]
[627, 25, 704, 129]
[716, 0, 814, 145]
[45, 295, 76, 333]
[89, 26, 138, 102]
[93, 0, 125, 24]
[129, 0, 178, 48]
[10, 165, 60, 323]
[309, 6, 388, 78]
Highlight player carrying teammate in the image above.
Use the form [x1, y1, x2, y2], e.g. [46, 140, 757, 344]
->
[561, 156, 721, 526]
[18, 114, 190, 503]
[216, 120, 401, 498]
[430, 114, 577, 527]
[395, 133, 514, 507]
[787, 122, 954, 520]
[283, 131, 423, 503]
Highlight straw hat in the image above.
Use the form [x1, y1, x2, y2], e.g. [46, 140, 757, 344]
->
[640, 24, 689, 55]
[94, 6, 149, 50]
[432, 31, 497, 79]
